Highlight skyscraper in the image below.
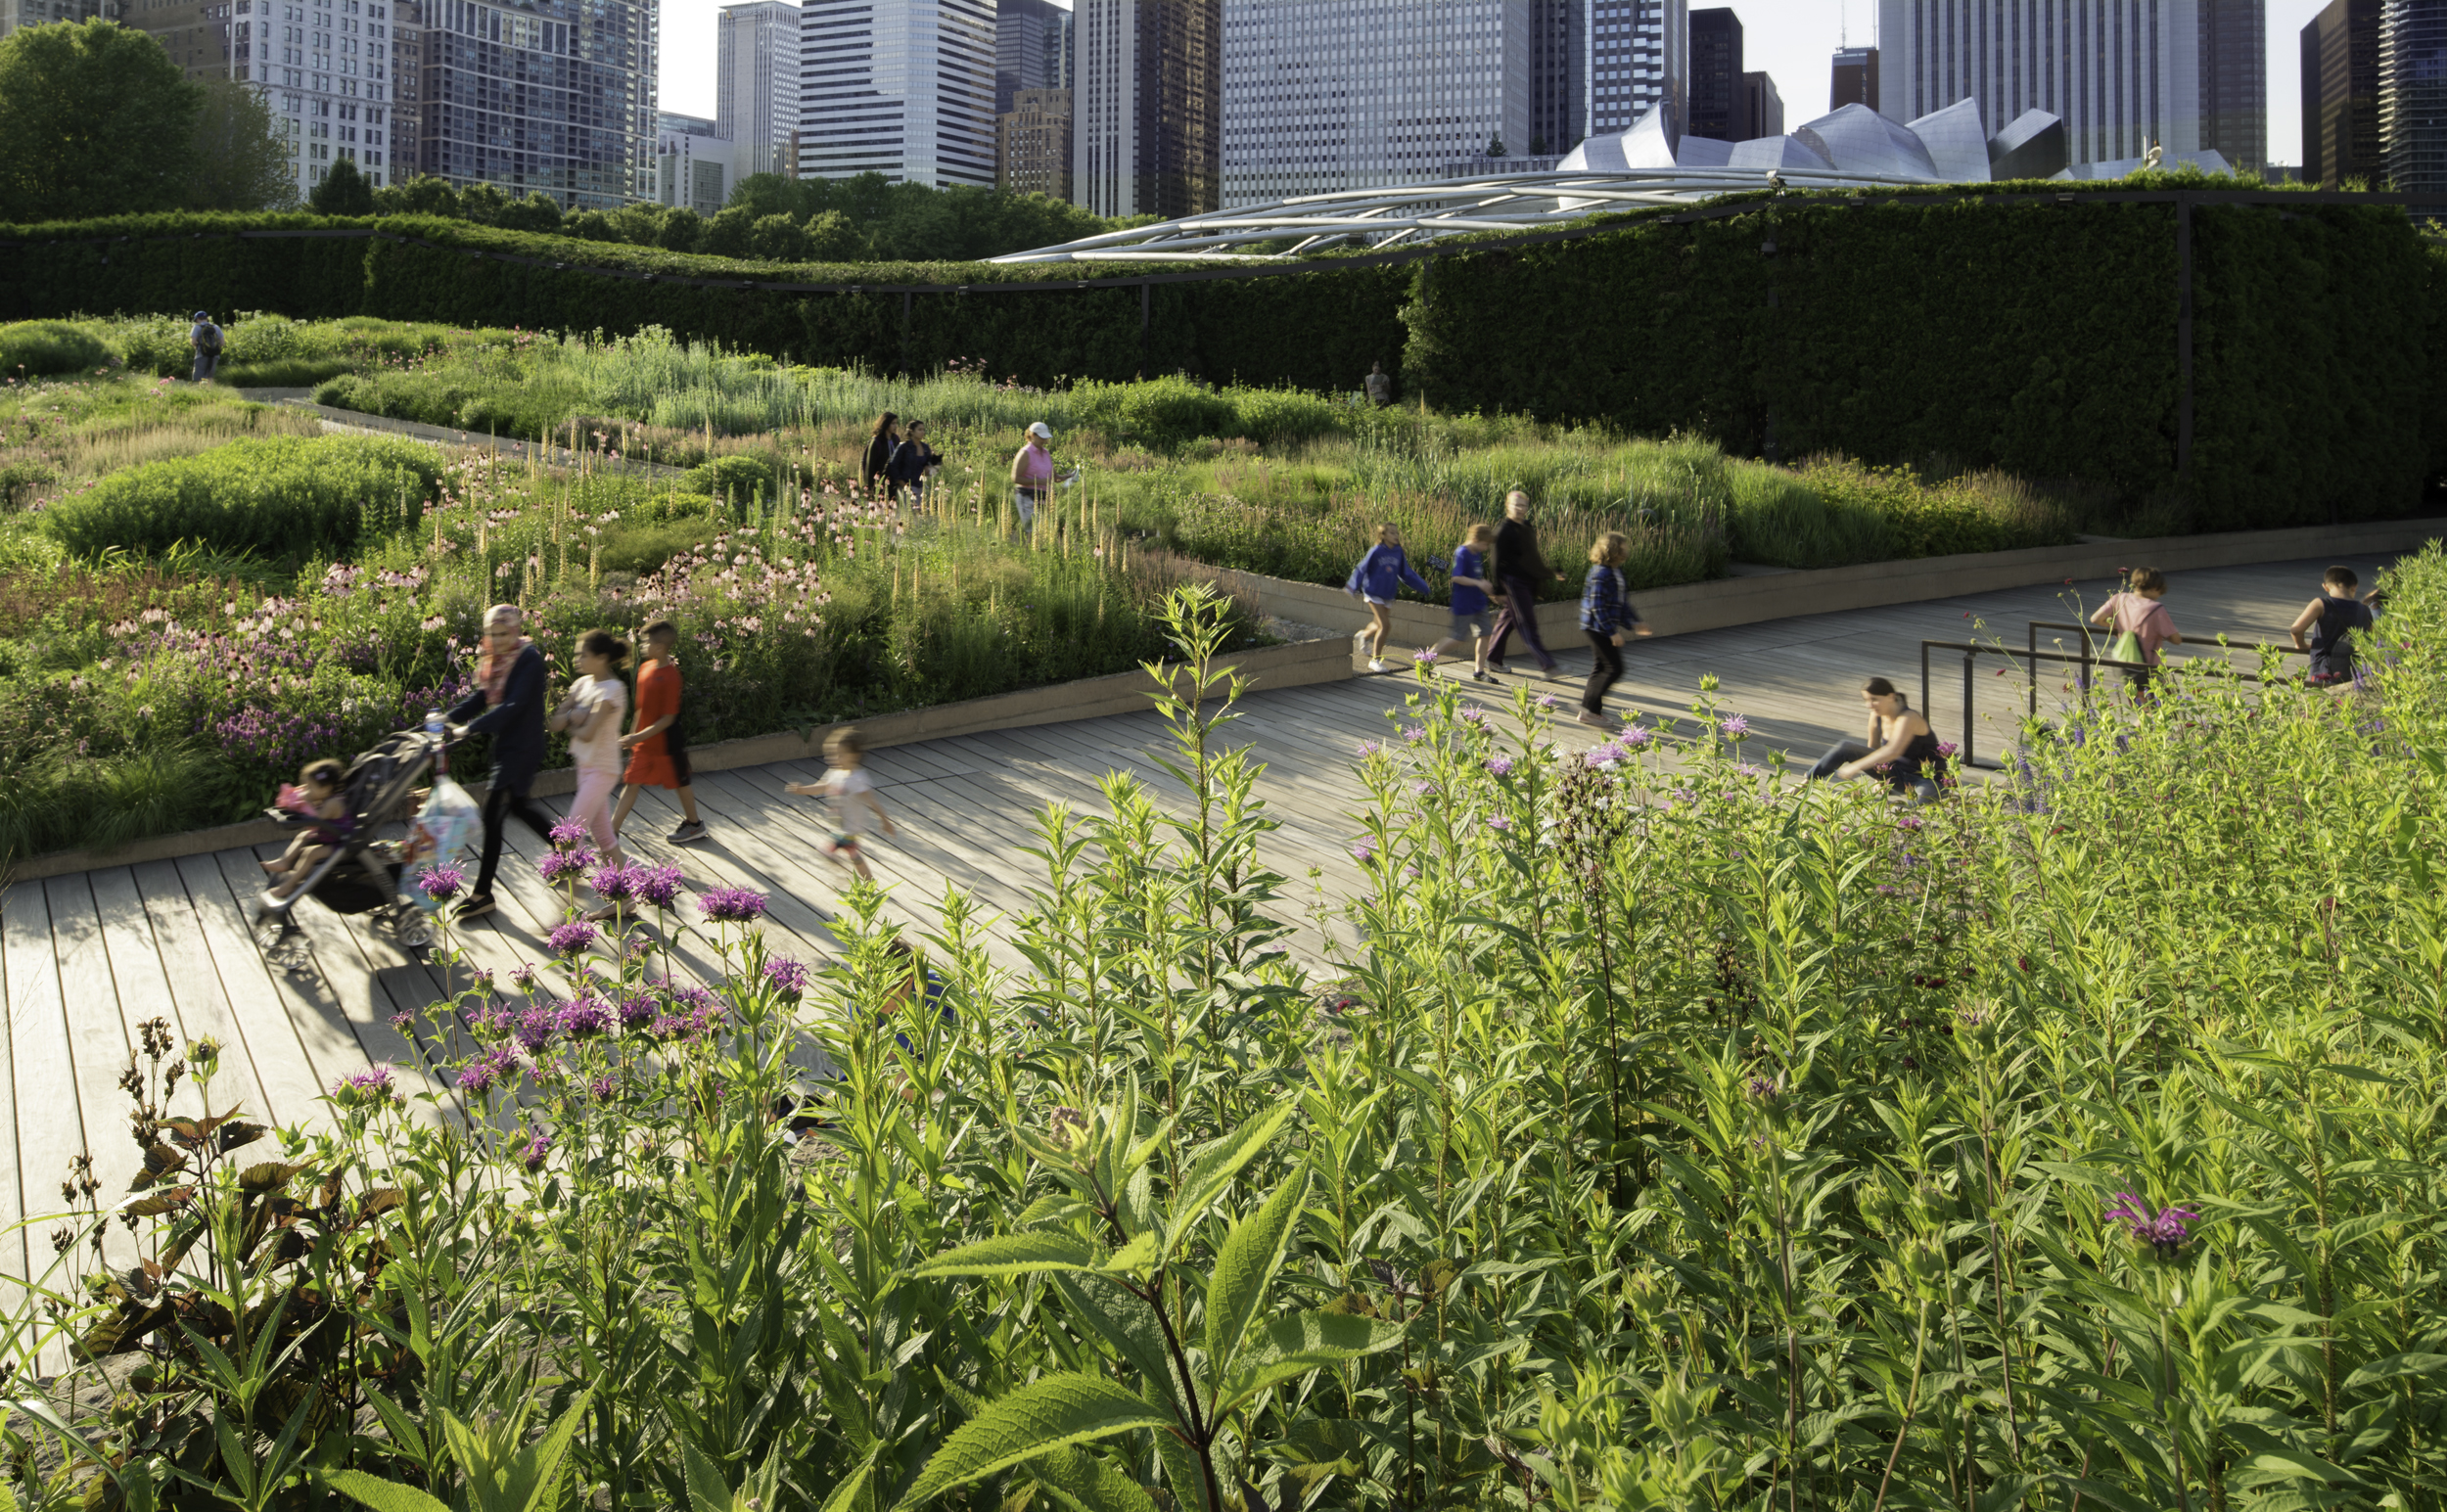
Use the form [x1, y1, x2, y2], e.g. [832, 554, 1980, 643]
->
[999, 83, 1073, 196]
[2381, 0, 2447, 191]
[1220, 0, 1525, 206]
[1687, 7, 1737, 141]
[995, 0, 1071, 114]
[0, 0, 108, 40]
[1829, 44, 1876, 111]
[1526, 0, 1581, 157]
[1739, 68, 1780, 140]
[797, 0, 996, 186]
[125, 0, 409, 202]
[1588, 0, 1685, 136]
[718, 0, 798, 180]
[418, 0, 659, 207]
[657, 111, 734, 213]
[2303, 0, 2379, 186]
[1875, 0, 2264, 171]
[1078, 0, 1218, 217]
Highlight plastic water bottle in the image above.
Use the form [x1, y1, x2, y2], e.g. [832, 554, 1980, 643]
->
[425, 710, 448, 775]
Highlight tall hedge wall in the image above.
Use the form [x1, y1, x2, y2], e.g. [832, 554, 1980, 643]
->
[3, 191, 2440, 528]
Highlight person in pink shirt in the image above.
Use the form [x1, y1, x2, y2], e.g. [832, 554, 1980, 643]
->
[1009, 421, 1055, 531]
[2089, 566, 2185, 696]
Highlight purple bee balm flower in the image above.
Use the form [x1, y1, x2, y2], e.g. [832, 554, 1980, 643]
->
[1412, 648, 1439, 664]
[630, 864, 684, 909]
[2104, 1192, 2201, 1256]
[765, 956, 809, 1000]
[1621, 726, 1653, 748]
[548, 817, 590, 848]
[1351, 842, 1374, 863]
[1585, 744, 1624, 768]
[1487, 813, 1513, 832]
[1537, 694, 1563, 711]
[697, 886, 767, 924]
[508, 962, 537, 990]
[469, 966, 493, 990]
[1401, 864, 1421, 881]
[515, 1005, 559, 1053]
[536, 848, 595, 884]
[455, 1046, 515, 1095]
[418, 864, 466, 902]
[591, 863, 636, 901]
[1402, 725, 1429, 744]
[390, 1012, 414, 1031]
[331, 1064, 397, 1108]
[1457, 707, 1493, 727]
[1745, 1075, 1778, 1102]
[548, 920, 598, 957]
[1485, 755, 1515, 776]
[617, 990, 657, 1030]
[557, 996, 611, 1040]
[586, 1074, 618, 1101]
[1356, 740, 1384, 757]
[1720, 714, 1750, 737]
[520, 1128, 552, 1172]
[1409, 779, 1434, 797]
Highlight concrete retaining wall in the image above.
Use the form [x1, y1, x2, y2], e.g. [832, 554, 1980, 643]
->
[1185, 516, 2443, 664]
[4, 635, 1354, 885]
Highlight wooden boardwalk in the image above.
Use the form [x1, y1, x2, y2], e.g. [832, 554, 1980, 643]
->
[0, 553, 2398, 1296]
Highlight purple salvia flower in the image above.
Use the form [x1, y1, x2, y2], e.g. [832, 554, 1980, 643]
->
[1585, 744, 1624, 768]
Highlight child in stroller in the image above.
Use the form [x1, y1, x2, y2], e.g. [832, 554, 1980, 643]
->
[262, 758, 353, 899]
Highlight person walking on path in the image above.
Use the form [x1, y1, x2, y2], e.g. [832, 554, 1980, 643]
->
[446, 604, 557, 921]
[1010, 421, 1058, 532]
[886, 420, 941, 509]
[189, 311, 223, 384]
[2290, 564, 2381, 686]
[1422, 522, 1499, 681]
[1364, 360, 1394, 408]
[1345, 523, 1432, 672]
[860, 412, 900, 498]
[1488, 490, 1565, 678]
[2088, 566, 2184, 696]
[1807, 677, 1947, 802]
[1576, 530, 1651, 727]
[552, 629, 631, 920]
[613, 619, 708, 846]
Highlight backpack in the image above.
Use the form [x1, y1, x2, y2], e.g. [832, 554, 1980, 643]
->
[202, 323, 224, 353]
[2101, 594, 2147, 667]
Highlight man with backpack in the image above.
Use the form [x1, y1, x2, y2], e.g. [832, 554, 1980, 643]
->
[189, 311, 224, 383]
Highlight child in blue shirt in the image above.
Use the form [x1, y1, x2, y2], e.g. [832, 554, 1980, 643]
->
[1422, 522, 1499, 682]
[1578, 530, 1650, 727]
[1345, 523, 1431, 672]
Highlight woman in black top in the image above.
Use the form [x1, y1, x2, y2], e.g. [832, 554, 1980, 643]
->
[1487, 490, 1565, 677]
[860, 412, 900, 496]
[1806, 677, 1946, 801]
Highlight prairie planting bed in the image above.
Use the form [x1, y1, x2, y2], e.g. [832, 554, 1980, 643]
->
[7, 558, 2445, 1512]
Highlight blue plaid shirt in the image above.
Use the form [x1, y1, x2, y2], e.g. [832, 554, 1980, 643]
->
[1580, 564, 1639, 634]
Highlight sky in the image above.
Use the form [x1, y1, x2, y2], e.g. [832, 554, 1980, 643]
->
[658, 0, 2329, 165]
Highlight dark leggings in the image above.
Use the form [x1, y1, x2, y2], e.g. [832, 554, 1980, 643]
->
[1489, 574, 1554, 670]
[1583, 630, 1623, 714]
[472, 779, 557, 897]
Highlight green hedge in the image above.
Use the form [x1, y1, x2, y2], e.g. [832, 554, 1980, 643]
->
[40, 433, 444, 560]
[3, 184, 2442, 528]
[0, 317, 112, 376]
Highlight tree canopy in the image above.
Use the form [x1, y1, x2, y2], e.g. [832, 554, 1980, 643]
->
[195, 77, 297, 211]
[307, 157, 376, 215]
[0, 20, 202, 222]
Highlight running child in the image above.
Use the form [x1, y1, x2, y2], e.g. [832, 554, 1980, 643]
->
[550, 629, 630, 885]
[2290, 565, 2381, 687]
[613, 619, 709, 845]
[785, 727, 898, 881]
[1422, 522, 1499, 682]
[1344, 523, 1431, 672]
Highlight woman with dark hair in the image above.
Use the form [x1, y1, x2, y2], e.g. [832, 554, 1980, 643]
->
[1806, 677, 1946, 801]
[446, 604, 557, 920]
[861, 412, 900, 496]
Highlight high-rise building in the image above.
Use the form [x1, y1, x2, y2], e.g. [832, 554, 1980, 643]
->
[797, 0, 996, 186]
[418, 0, 659, 207]
[1220, 0, 1523, 207]
[2303, 0, 2380, 186]
[1588, 0, 1685, 137]
[1526, 0, 1580, 157]
[2381, 0, 2447, 191]
[1829, 44, 1876, 111]
[126, 0, 407, 202]
[718, 0, 798, 179]
[0, 0, 109, 40]
[390, 0, 423, 184]
[995, 0, 1071, 115]
[1876, 0, 2264, 171]
[1687, 7, 1737, 141]
[998, 83, 1073, 196]
[1079, 0, 1218, 216]
[657, 110, 733, 213]
[1739, 68, 1779, 140]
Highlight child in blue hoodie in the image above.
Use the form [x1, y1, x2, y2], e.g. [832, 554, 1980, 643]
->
[1346, 523, 1432, 671]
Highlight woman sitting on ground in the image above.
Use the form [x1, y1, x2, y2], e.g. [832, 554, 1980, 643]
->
[1806, 676, 1947, 802]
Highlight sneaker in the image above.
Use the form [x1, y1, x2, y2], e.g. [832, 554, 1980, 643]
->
[1472, 670, 1496, 683]
[1367, 659, 1390, 673]
[454, 892, 496, 921]
[668, 819, 710, 844]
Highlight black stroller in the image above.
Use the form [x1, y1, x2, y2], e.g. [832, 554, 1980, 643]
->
[252, 723, 451, 963]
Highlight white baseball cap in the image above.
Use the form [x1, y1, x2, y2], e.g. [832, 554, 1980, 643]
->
[1028, 421, 1053, 439]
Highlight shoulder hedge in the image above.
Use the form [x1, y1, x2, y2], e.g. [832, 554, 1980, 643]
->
[3, 182, 2439, 528]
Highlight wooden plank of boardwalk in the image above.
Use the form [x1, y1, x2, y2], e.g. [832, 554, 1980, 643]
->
[0, 552, 2403, 1214]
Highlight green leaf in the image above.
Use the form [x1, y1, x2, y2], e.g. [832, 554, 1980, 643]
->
[2344, 1352, 2447, 1390]
[1026, 1444, 1161, 1512]
[1167, 1100, 1294, 1249]
[1050, 1274, 1189, 1421]
[1204, 1170, 1309, 1372]
[1213, 1310, 1406, 1418]
[324, 1470, 455, 1512]
[363, 1387, 428, 1465]
[914, 1231, 1100, 1279]
[815, 1459, 873, 1512]
[896, 1374, 1174, 1508]
[682, 1440, 731, 1512]
[2236, 1448, 2350, 1484]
